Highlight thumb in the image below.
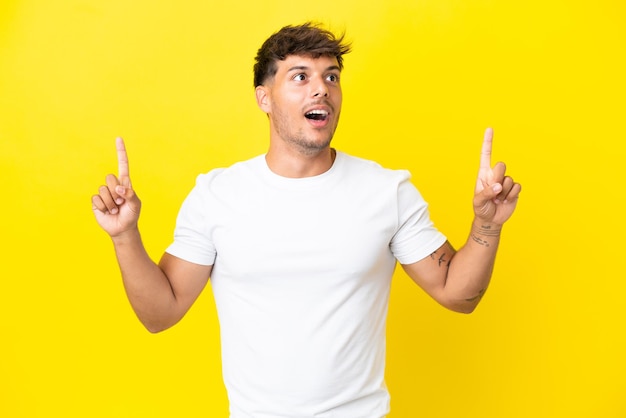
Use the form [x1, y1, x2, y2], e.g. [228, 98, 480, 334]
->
[475, 182, 502, 206]
[115, 184, 141, 211]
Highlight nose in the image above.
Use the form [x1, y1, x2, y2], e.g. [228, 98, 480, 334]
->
[312, 78, 329, 98]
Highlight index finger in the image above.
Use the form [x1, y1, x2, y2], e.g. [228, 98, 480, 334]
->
[116, 137, 130, 186]
[480, 127, 494, 169]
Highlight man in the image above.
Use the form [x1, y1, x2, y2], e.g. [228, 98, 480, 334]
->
[92, 22, 520, 418]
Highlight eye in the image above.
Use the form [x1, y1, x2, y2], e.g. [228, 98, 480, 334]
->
[293, 73, 306, 81]
[326, 73, 339, 83]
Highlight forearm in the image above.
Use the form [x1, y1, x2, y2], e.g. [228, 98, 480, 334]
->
[111, 229, 180, 332]
[444, 219, 502, 312]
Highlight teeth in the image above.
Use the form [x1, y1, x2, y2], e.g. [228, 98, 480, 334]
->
[306, 109, 328, 116]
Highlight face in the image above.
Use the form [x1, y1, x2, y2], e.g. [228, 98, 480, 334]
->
[256, 54, 343, 156]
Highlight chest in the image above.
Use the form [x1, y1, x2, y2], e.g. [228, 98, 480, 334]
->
[210, 184, 398, 282]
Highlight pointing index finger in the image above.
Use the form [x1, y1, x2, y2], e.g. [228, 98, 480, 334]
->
[116, 137, 130, 186]
[480, 127, 494, 169]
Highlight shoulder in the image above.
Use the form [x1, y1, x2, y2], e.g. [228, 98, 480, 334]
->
[336, 152, 431, 208]
[178, 156, 266, 209]
[337, 151, 412, 184]
[194, 155, 265, 189]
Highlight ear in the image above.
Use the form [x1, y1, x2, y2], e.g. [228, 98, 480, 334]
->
[255, 86, 271, 113]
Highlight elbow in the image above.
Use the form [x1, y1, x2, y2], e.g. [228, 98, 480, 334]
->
[446, 288, 486, 314]
[453, 303, 478, 314]
[145, 324, 168, 334]
[441, 298, 480, 314]
[140, 318, 176, 334]
[133, 306, 183, 334]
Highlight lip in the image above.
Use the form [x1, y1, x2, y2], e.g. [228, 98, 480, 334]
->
[303, 104, 333, 128]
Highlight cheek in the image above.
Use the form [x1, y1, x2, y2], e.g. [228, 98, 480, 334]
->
[273, 92, 302, 114]
[332, 89, 342, 107]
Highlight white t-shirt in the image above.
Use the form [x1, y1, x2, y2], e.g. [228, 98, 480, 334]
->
[166, 151, 446, 418]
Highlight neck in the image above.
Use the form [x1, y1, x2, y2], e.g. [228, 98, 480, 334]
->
[265, 146, 336, 178]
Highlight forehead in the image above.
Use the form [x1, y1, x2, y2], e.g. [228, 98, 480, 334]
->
[275, 54, 340, 74]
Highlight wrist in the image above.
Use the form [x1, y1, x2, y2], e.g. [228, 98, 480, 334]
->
[472, 219, 503, 236]
[470, 219, 502, 248]
[111, 227, 141, 246]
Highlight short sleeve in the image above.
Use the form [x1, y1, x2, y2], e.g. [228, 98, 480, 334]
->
[165, 173, 218, 266]
[390, 172, 447, 265]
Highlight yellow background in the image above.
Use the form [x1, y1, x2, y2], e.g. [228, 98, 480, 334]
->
[1, 0, 624, 416]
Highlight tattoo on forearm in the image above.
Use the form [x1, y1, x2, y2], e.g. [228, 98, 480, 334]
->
[471, 224, 501, 247]
[477, 224, 501, 236]
[465, 288, 486, 303]
[470, 233, 490, 247]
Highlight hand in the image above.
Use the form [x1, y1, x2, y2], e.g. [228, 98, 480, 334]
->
[473, 128, 521, 226]
[91, 137, 142, 238]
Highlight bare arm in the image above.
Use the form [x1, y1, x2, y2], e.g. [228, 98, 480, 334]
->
[92, 138, 211, 332]
[402, 128, 521, 313]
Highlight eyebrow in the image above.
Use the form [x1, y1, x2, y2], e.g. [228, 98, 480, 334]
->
[287, 65, 341, 73]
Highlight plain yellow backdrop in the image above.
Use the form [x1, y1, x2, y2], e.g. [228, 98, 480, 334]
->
[1, 0, 624, 417]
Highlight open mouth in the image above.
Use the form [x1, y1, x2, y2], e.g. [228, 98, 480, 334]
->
[305, 109, 329, 121]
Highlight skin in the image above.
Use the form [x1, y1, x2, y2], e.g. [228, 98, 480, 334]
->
[92, 54, 521, 332]
[401, 127, 521, 313]
[256, 55, 342, 178]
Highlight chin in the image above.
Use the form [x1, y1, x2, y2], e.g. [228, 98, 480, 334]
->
[285, 132, 333, 155]
[300, 142, 332, 155]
